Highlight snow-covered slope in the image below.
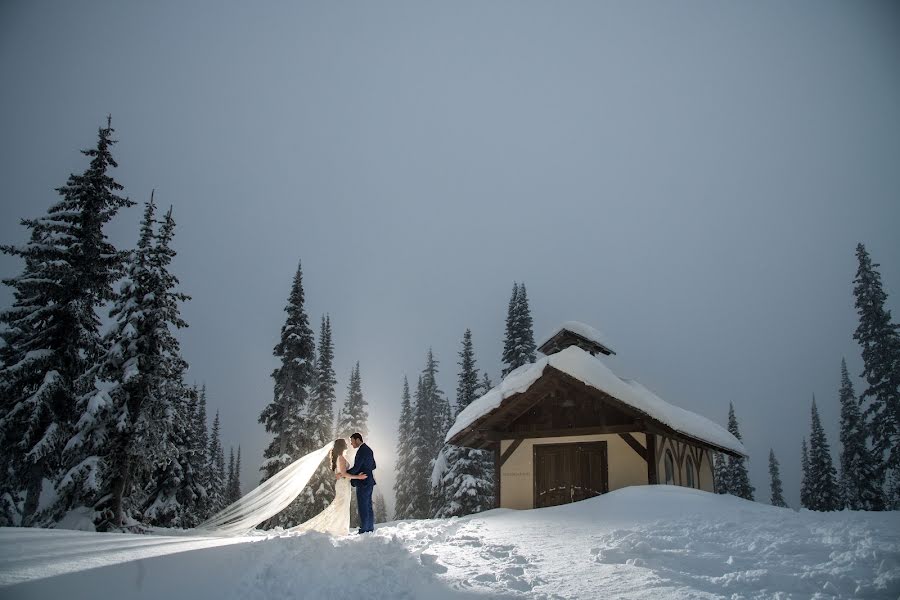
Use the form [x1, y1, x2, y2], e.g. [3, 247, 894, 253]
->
[2, 487, 898, 599]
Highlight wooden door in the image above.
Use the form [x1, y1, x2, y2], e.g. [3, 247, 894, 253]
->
[534, 441, 608, 508]
[534, 443, 572, 508]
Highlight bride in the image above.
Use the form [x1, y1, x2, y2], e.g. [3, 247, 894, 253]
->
[194, 437, 366, 536]
[288, 438, 367, 536]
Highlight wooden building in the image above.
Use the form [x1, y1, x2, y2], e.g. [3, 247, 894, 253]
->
[446, 322, 746, 510]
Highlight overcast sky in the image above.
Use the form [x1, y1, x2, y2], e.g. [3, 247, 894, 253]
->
[2, 1, 899, 516]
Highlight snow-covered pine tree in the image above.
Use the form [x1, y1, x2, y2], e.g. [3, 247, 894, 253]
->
[852, 243, 900, 506]
[408, 351, 447, 519]
[336, 362, 368, 439]
[501, 283, 537, 378]
[0, 118, 133, 526]
[432, 330, 494, 518]
[191, 385, 211, 520]
[258, 261, 316, 528]
[206, 411, 226, 514]
[838, 358, 884, 510]
[480, 372, 493, 395]
[724, 403, 754, 500]
[800, 437, 811, 509]
[768, 449, 787, 507]
[393, 376, 416, 520]
[226, 448, 236, 505]
[138, 207, 199, 528]
[713, 452, 729, 494]
[374, 489, 387, 524]
[231, 446, 242, 502]
[501, 283, 520, 378]
[336, 362, 369, 528]
[300, 315, 337, 520]
[806, 396, 842, 511]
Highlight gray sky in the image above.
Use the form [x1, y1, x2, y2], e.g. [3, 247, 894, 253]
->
[2, 1, 899, 516]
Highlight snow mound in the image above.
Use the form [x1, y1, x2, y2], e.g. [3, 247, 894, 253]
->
[3, 487, 898, 599]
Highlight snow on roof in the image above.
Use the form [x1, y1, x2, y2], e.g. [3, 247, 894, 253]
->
[446, 345, 746, 456]
[538, 321, 615, 355]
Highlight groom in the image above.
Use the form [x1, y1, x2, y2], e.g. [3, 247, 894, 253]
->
[344, 432, 376, 534]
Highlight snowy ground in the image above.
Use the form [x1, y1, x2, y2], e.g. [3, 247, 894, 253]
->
[2, 486, 898, 599]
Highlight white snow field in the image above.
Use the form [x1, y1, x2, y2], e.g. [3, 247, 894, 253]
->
[2, 486, 898, 599]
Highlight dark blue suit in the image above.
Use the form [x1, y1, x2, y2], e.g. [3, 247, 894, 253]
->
[346, 443, 376, 533]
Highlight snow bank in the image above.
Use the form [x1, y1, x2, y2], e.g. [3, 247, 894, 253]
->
[3, 487, 898, 599]
[447, 346, 745, 456]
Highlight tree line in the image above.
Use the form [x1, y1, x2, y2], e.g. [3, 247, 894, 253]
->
[717, 244, 899, 511]
[0, 119, 241, 530]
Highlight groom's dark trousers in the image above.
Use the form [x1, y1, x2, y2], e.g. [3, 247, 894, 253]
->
[347, 442, 376, 533]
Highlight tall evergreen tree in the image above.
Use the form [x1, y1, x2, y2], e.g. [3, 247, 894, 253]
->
[191, 385, 211, 520]
[432, 330, 495, 518]
[0, 118, 133, 525]
[258, 261, 316, 528]
[852, 243, 900, 505]
[336, 362, 368, 528]
[206, 411, 226, 514]
[408, 351, 447, 518]
[232, 446, 242, 502]
[800, 437, 811, 509]
[713, 452, 729, 494]
[336, 362, 368, 438]
[226, 448, 236, 504]
[838, 358, 884, 510]
[806, 396, 842, 511]
[297, 315, 338, 522]
[393, 376, 416, 520]
[501, 283, 537, 377]
[768, 449, 787, 507]
[374, 489, 387, 524]
[724, 403, 754, 500]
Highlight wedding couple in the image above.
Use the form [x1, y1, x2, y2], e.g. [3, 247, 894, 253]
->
[290, 432, 377, 536]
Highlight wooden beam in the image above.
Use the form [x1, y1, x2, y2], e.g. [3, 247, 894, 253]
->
[646, 433, 658, 484]
[494, 444, 501, 509]
[499, 439, 524, 468]
[618, 432, 647, 462]
[485, 424, 639, 441]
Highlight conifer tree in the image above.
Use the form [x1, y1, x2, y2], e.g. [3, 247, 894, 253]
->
[232, 446, 241, 502]
[192, 385, 211, 519]
[0, 118, 133, 525]
[800, 437, 811, 509]
[374, 489, 387, 524]
[336, 363, 368, 438]
[724, 403, 754, 500]
[713, 453, 729, 494]
[838, 358, 884, 510]
[258, 261, 316, 528]
[336, 362, 369, 528]
[298, 316, 337, 521]
[432, 330, 495, 517]
[852, 243, 900, 505]
[393, 376, 416, 520]
[206, 411, 226, 514]
[226, 448, 236, 504]
[480, 372, 493, 395]
[501, 283, 537, 377]
[408, 351, 447, 518]
[806, 397, 842, 511]
[768, 449, 787, 507]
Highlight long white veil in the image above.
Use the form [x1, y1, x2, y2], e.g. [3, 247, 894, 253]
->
[194, 442, 332, 536]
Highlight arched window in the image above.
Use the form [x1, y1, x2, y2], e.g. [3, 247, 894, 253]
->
[686, 457, 695, 488]
[664, 450, 675, 485]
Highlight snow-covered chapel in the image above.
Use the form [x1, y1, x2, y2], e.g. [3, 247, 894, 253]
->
[445, 322, 746, 510]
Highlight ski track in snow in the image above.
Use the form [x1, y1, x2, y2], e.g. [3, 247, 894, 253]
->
[2, 487, 899, 600]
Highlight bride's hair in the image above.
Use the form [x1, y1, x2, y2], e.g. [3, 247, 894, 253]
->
[330, 438, 348, 471]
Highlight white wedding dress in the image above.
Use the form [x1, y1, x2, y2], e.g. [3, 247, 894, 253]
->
[287, 458, 351, 536]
